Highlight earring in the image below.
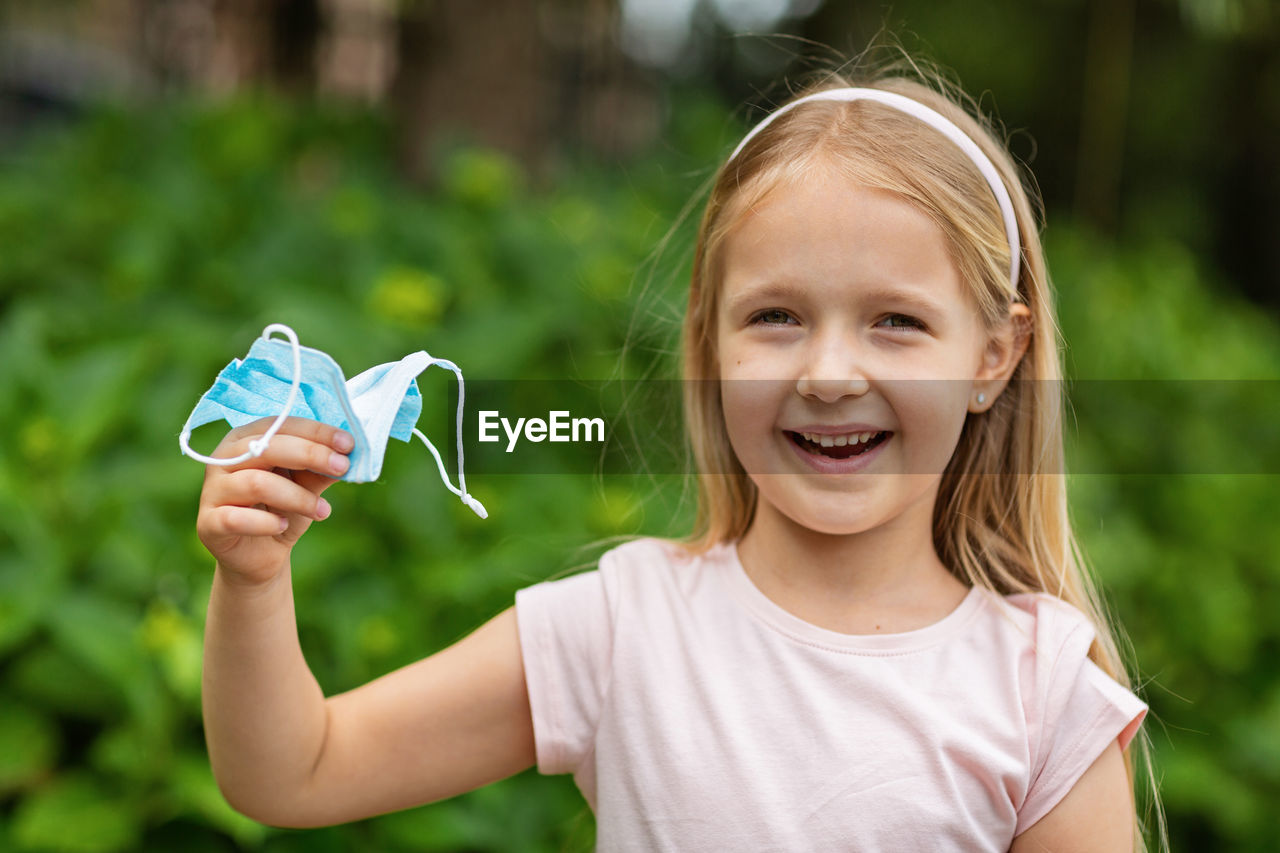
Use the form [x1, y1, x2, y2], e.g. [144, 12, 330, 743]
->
[976, 393, 986, 405]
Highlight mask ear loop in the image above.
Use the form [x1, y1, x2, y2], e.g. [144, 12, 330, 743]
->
[179, 323, 302, 466]
[411, 359, 488, 519]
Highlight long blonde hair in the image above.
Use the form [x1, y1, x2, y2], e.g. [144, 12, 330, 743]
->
[678, 63, 1163, 848]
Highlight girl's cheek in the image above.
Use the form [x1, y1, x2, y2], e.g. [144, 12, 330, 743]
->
[719, 346, 765, 379]
[720, 381, 779, 434]
[890, 378, 956, 408]
[721, 336, 804, 379]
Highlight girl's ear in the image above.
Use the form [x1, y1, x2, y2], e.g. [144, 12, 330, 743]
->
[971, 302, 1032, 412]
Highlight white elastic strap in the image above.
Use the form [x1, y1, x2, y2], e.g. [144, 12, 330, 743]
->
[728, 87, 1022, 292]
[179, 323, 302, 466]
[411, 358, 487, 519]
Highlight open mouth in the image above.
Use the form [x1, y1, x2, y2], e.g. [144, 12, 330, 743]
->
[787, 430, 891, 460]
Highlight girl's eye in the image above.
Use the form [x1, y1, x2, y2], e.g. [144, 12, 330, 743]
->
[877, 314, 925, 331]
[752, 309, 797, 326]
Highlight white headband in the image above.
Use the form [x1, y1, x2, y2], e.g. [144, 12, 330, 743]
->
[728, 87, 1021, 293]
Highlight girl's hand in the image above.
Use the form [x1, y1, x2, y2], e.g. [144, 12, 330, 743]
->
[196, 417, 353, 587]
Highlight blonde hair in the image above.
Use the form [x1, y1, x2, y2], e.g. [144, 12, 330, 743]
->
[677, 63, 1163, 849]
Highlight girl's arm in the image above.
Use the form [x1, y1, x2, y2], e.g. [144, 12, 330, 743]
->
[200, 418, 534, 828]
[1009, 740, 1133, 852]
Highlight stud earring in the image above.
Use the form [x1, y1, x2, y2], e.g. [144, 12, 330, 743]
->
[976, 393, 986, 405]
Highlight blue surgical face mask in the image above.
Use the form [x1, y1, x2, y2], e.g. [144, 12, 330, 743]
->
[179, 323, 486, 518]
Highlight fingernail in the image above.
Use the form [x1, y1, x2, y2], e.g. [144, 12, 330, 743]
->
[330, 453, 349, 474]
[278, 516, 290, 532]
[316, 498, 332, 520]
[334, 432, 354, 452]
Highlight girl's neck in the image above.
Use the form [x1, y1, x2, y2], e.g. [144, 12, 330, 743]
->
[736, 493, 969, 635]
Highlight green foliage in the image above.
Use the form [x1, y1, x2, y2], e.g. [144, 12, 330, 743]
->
[0, 97, 688, 852]
[0, 94, 1275, 850]
[1050, 224, 1280, 847]
[11, 773, 140, 852]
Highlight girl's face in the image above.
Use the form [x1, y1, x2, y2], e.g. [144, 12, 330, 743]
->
[715, 162, 1019, 537]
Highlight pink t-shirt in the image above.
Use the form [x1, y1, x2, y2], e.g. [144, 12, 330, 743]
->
[515, 538, 1146, 851]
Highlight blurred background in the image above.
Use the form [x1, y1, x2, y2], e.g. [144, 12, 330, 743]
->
[1, 0, 1278, 850]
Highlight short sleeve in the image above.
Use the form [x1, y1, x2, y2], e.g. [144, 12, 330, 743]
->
[515, 565, 615, 776]
[1014, 597, 1148, 835]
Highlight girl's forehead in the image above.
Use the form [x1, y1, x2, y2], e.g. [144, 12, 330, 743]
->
[722, 155, 941, 247]
[721, 175, 956, 283]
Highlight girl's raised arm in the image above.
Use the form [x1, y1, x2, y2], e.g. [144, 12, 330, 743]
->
[199, 417, 534, 828]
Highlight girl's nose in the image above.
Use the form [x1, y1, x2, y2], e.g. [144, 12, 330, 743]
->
[796, 336, 871, 403]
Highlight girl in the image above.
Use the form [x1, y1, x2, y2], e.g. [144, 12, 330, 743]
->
[197, 67, 1154, 850]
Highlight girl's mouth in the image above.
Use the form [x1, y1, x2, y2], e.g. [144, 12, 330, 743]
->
[787, 430, 891, 460]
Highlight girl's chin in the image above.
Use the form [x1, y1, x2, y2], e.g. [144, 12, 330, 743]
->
[749, 475, 942, 538]
[794, 513, 886, 537]
[756, 493, 887, 537]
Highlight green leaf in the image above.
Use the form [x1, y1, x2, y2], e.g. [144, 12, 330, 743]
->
[9, 645, 123, 720]
[11, 773, 141, 853]
[0, 555, 61, 655]
[88, 723, 166, 783]
[139, 599, 204, 707]
[45, 594, 142, 690]
[0, 700, 59, 794]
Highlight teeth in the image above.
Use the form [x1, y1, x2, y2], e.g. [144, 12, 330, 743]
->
[798, 430, 882, 445]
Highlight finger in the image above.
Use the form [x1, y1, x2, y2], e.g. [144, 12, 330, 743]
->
[273, 465, 340, 496]
[223, 417, 354, 454]
[200, 505, 291, 540]
[292, 470, 341, 495]
[207, 467, 331, 520]
[214, 433, 352, 479]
